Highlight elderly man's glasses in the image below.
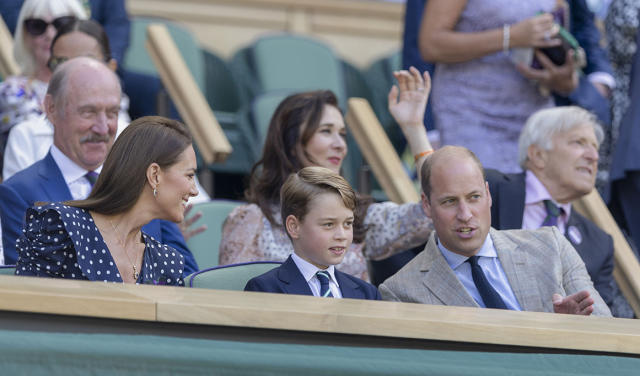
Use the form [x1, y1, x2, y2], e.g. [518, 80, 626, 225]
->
[23, 16, 76, 36]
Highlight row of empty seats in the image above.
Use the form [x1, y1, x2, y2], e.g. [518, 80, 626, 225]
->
[122, 16, 404, 190]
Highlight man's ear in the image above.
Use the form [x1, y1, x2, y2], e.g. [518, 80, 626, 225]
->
[44, 94, 56, 122]
[421, 192, 432, 218]
[527, 144, 547, 170]
[145, 162, 161, 191]
[285, 215, 301, 239]
[107, 58, 118, 72]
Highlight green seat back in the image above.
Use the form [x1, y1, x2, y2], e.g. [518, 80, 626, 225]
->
[185, 262, 281, 290]
[201, 48, 255, 174]
[251, 34, 346, 109]
[0, 266, 15, 275]
[365, 50, 404, 153]
[185, 200, 243, 270]
[341, 59, 373, 103]
[250, 90, 293, 148]
[123, 16, 204, 91]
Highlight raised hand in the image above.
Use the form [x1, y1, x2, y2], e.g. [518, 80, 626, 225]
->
[388, 66, 431, 130]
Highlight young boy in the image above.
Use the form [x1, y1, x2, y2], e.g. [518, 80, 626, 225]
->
[244, 166, 381, 300]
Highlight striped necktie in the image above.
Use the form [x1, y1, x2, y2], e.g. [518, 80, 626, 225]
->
[316, 271, 334, 298]
[542, 200, 563, 227]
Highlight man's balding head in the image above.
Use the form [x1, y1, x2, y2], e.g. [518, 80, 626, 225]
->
[420, 146, 486, 202]
[44, 57, 121, 171]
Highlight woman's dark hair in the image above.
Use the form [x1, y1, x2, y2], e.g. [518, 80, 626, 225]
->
[50, 18, 111, 63]
[67, 116, 192, 214]
[246, 90, 371, 243]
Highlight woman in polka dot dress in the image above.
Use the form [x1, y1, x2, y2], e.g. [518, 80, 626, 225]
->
[15, 116, 199, 285]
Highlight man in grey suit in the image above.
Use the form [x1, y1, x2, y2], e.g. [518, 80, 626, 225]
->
[379, 146, 611, 316]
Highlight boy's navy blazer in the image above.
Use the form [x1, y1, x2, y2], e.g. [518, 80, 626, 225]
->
[0, 151, 198, 274]
[245, 255, 381, 300]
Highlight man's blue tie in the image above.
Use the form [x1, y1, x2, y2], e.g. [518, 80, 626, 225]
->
[466, 256, 507, 309]
[85, 171, 99, 187]
[316, 271, 334, 298]
[541, 199, 562, 227]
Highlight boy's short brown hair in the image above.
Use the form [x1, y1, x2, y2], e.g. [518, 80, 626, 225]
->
[280, 166, 356, 227]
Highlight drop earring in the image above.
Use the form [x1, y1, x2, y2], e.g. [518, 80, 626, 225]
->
[153, 186, 158, 197]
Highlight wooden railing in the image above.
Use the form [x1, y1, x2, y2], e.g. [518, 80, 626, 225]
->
[346, 98, 419, 203]
[0, 275, 638, 355]
[146, 23, 232, 164]
[574, 191, 640, 317]
[0, 15, 19, 78]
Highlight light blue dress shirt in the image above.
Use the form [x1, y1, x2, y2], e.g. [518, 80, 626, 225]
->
[437, 235, 522, 310]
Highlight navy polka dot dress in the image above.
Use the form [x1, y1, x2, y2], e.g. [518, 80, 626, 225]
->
[15, 203, 184, 286]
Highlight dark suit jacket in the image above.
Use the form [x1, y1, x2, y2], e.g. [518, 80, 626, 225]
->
[485, 169, 614, 306]
[0, 152, 198, 274]
[244, 255, 381, 300]
[402, 0, 613, 125]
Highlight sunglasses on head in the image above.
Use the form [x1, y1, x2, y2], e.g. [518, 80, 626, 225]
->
[23, 16, 76, 36]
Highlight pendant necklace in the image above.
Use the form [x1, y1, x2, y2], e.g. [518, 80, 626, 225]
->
[109, 219, 140, 280]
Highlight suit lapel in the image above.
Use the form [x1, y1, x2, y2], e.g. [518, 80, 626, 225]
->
[421, 235, 479, 307]
[277, 256, 314, 296]
[497, 173, 526, 230]
[491, 229, 544, 311]
[38, 152, 73, 202]
[335, 271, 361, 299]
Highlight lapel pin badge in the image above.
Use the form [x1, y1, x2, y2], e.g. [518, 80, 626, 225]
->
[567, 225, 582, 245]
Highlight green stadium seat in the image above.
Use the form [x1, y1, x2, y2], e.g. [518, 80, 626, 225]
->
[123, 16, 204, 91]
[185, 200, 244, 271]
[184, 261, 281, 290]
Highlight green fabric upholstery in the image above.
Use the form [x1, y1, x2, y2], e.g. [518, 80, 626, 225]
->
[202, 48, 255, 174]
[251, 34, 346, 109]
[341, 59, 373, 104]
[0, 266, 15, 275]
[123, 16, 204, 91]
[185, 200, 243, 270]
[364, 50, 404, 154]
[185, 262, 281, 290]
[0, 329, 638, 375]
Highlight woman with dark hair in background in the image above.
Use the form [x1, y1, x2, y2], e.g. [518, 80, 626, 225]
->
[15, 116, 199, 285]
[220, 68, 434, 282]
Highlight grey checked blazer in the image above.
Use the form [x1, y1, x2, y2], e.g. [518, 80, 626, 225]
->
[379, 227, 611, 317]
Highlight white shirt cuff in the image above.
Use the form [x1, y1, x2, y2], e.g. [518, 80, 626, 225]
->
[588, 72, 616, 89]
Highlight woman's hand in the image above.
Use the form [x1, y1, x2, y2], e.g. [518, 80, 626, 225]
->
[388, 66, 431, 130]
[510, 13, 562, 49]
[179, 203, 207, 242]
[387, 66, 433, 180]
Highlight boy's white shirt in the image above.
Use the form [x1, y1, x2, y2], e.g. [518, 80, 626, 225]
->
[291, 253, 342, 298]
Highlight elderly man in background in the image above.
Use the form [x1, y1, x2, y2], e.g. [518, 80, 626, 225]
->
[486, 106, 630, 317]
[380, 146, 611, 317]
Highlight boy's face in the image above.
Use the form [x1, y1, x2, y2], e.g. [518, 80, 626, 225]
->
[286, 192, 354, 269]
